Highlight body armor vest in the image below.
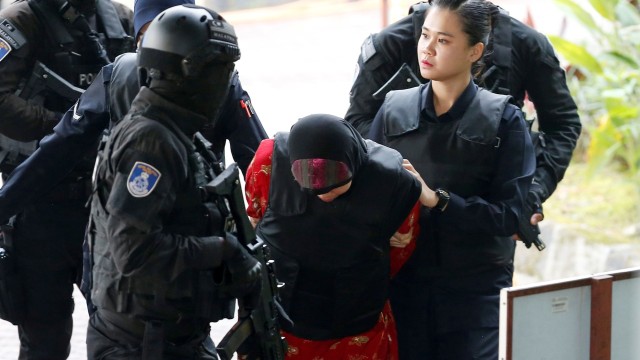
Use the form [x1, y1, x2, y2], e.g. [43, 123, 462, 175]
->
[88, 114, 233, 322]
[255, 133, 404, 340]
[28, 0, 132, 109]
[383, 85, 516, 273]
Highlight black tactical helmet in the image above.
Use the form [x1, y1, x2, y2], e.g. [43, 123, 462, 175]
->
[137, 4, 240, 81]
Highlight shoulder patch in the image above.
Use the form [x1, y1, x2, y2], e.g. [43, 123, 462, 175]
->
[360, 34, 377, 63]
[0, 37, 10, 63]
[127, 161, 161, 198]
[0, 19, 26, 50]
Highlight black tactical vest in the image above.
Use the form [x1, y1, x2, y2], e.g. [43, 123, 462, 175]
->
[0, 0, 133, 169]
[88, 115, 233, 322]
[383, 85, 516, 273]
[255, 133, 406, 340]
[28, 0, 132, 108]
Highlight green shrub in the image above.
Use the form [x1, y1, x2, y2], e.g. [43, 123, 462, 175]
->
[549, 0, 640, 180]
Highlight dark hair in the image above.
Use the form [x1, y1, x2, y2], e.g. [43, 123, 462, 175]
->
[429, 0, 499, 77]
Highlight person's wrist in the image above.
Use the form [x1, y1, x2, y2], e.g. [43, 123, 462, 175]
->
[421, 189, 438, 208]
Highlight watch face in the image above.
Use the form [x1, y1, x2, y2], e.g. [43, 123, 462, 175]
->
[436, 189, 449, 198]
[435, 188, 450, 211]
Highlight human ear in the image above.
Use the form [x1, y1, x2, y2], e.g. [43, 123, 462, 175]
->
[469, 42, 484, 63]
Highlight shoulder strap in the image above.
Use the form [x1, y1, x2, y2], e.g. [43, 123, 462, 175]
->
[161, 114, 227, 186]
[457, 89, 511, 147]
[28, 0, 74, 46]
[383, 85, 423, 137]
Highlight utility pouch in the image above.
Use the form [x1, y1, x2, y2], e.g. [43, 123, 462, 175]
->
[0, 223, 26, 325]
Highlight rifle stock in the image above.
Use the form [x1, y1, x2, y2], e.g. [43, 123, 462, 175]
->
[17, 61, 84, 102]
[0, 62, 85, 168]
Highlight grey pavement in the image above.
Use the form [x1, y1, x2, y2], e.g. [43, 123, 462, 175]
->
[0, 287, 237, 359]
[0, 0, 557, 358]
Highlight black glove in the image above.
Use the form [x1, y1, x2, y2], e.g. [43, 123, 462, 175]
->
[526, 182, 545, 220]
[220, 233, 262, 302]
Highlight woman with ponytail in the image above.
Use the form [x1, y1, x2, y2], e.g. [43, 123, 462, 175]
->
[369, 1, 536, 358]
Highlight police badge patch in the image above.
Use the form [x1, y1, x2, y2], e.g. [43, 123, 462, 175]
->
[127, 161, 161, 198]
[0, 37, 11, 63]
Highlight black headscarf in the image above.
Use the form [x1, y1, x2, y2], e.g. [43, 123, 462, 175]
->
[288, 114, 368, 194]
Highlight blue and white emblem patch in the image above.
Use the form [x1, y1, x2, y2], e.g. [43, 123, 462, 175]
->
[127, 161, 161, 198]
[0, 37, 11, 63]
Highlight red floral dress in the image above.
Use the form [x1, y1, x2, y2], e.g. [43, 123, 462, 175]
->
[244, 139, 420, 360]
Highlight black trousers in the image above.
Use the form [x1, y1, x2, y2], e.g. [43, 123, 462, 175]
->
[13, 201, 88, 360]
[87, 310, 218, 360]
[390, 265, 513, 360]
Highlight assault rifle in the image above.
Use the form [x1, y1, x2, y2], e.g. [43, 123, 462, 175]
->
[0, 62, 84, 169]
[195, 134, 288, 360]
[16, 61, 84, 103]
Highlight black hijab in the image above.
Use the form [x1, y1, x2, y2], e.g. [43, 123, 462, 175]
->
[288, 114, 368, 194]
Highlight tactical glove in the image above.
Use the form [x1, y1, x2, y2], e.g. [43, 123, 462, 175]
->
[220, 233, 262, 302]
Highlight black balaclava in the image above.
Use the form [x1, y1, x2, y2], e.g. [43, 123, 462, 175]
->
[288, 114, 368, 194]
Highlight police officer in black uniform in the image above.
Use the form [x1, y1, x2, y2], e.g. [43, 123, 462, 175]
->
[87, 5, 261, 358]
[346, 1, 581, 233]
[0, 0, 133, 358]
[0, 0, 267, 229]
[367, 1, 536, 358]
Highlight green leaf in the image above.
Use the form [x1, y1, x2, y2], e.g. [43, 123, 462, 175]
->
[547, 35, 603, 74]
[588, 0, 617, 21]
[553, 0, 602, 34]
[603, 51, 639, 68]
[608, 105, 638, 121]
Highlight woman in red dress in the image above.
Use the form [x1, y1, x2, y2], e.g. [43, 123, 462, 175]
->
[244, 114, 427, 359]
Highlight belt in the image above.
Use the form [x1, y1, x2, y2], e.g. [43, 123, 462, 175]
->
[99, 308, 209, 342]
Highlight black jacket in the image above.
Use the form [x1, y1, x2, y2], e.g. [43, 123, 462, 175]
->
[90, 87, 233, 323]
